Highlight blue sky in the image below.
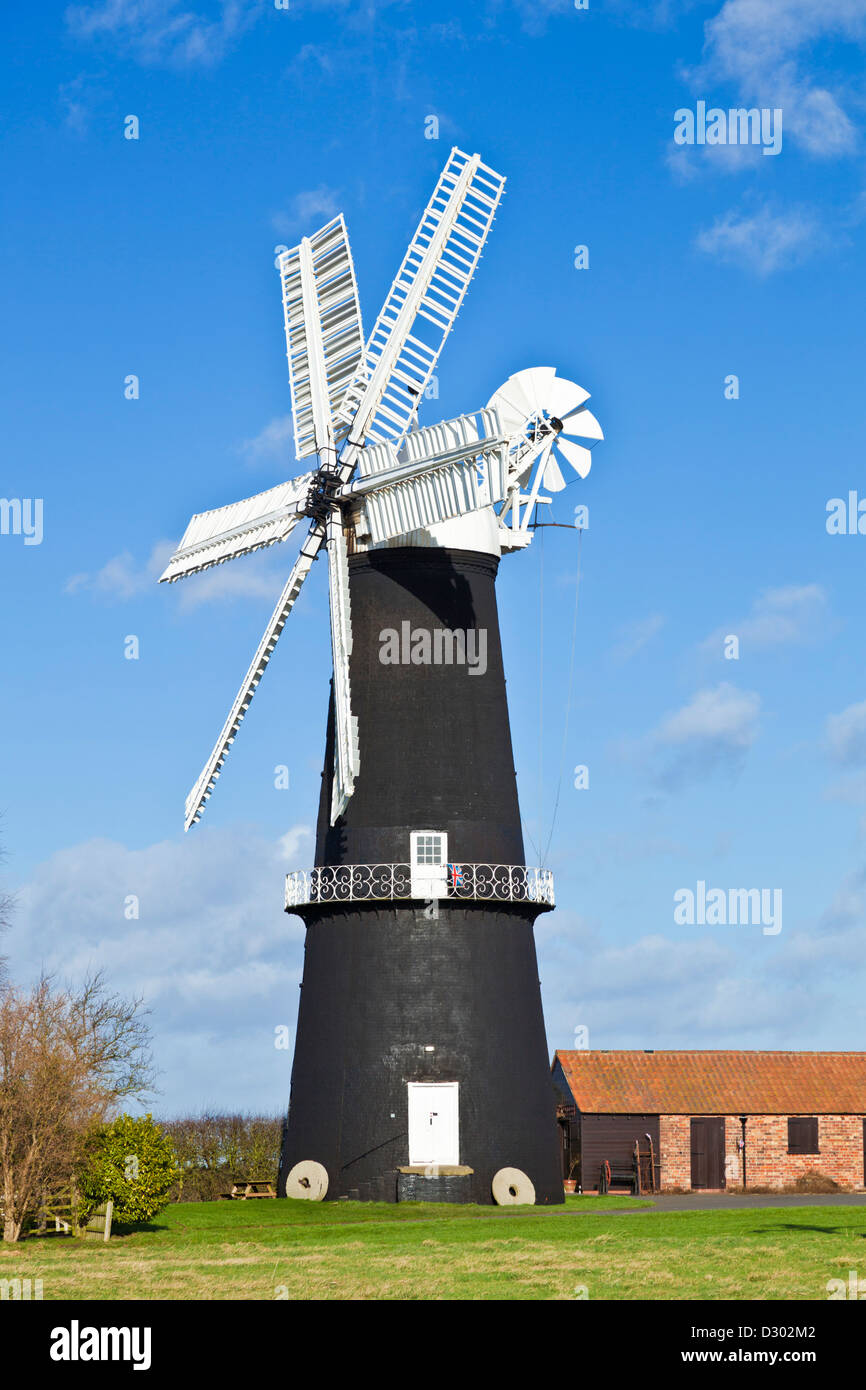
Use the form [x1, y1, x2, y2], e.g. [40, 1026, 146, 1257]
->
[2, 0, 866, 1114]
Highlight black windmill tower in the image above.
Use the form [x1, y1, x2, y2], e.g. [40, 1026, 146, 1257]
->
[160, 149, 604, 1205]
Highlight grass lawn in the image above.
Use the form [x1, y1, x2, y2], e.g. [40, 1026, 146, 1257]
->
[2, 1196, 863, 1300]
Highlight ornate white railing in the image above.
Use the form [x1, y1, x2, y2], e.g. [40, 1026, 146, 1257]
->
[285, 862, 555, 910]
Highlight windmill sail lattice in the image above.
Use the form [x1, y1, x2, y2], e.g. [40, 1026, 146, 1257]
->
[159, 474, 313, 583]
[335, 150, 506, 451]
[182, 524, 324, 830]
[279, 214, 364, 464]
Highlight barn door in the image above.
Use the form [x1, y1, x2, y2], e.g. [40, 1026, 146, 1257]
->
[690, 1117, 725, 1190]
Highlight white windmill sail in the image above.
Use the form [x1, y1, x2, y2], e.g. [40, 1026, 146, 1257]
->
[357, 457, 509, 545]
[335, 149, 506, 454]
[284, 215, 362, 824]
[183, 524, 325, 831]
[181, 217, 364, 829]
[166, 149, 512, 832]
[159, 474, 313, 583]
[354, 438, 400, 479]
[398, 407, 500, 464]
[326, 516, 360, 821]
[279, 214, 364, 464]
[345, 408, 509, 544]
[350, 408, 502, 486]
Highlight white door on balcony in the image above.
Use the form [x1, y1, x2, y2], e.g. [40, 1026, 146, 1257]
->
[410, 830, 448, 899]
[407, 1082, 459, 1166]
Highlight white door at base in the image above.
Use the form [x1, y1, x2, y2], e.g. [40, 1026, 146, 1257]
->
[407, 1082, 459, 1165]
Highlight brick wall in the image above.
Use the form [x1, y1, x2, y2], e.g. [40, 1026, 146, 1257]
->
[658, 1114, 865, 1191]
[659, 1115, 691, 1189]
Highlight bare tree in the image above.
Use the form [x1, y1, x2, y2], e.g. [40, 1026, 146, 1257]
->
[0, 823, 13, 986]
[0, 973, 155, 1241]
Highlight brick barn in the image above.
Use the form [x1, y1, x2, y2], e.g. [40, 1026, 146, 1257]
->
[552, 1051, 866, 1193]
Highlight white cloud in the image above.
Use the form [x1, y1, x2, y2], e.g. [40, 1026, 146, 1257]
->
[169, 552, 293, 610]
[656, 683, 760, 747]
[695, 0, 866, 159]
[65, 0, 259, 69]
[65, 541, 175, 599]
[627, 683, 761, 789]
[826, 700, 866, 766]
[7, 824, 312, 1113]
[665, 138, 766, 182]
[539, 912, 819, 1050]
[278, 824, 312, 862]
[239, 415, 294, 467]
[272, 186, 341, 238]
[695, 202, 821, 274]
[700, 584, 829, 654]
[66, 539, 295, 610]
[58, 75, 97, 134]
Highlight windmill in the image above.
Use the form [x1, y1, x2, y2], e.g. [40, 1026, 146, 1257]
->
[161, 148, 603, 1204]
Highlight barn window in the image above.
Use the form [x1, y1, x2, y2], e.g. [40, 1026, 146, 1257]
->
[788, 1117, 819, 1154]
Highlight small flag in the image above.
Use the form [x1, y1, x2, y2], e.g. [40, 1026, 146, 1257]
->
[448, 863, 464, 889]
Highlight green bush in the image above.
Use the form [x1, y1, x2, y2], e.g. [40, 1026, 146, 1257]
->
[78, 1114, 178, 1223]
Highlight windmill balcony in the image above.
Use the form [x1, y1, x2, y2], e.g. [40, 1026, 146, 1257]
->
[284, 862, 555, 911]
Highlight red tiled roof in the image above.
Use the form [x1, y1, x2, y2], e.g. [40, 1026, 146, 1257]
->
[553, 1051, 866, 1115]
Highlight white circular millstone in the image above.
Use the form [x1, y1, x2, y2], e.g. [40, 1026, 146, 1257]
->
[285, 1160, 329, 1201]
[492, 1167, 536, 1206]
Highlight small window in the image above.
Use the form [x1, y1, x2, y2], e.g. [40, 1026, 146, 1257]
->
[411, 831, 446, 867]
[788, 1117, 819, 1155]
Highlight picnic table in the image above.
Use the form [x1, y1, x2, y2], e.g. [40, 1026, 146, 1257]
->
[220, 1179, 277, 1201]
